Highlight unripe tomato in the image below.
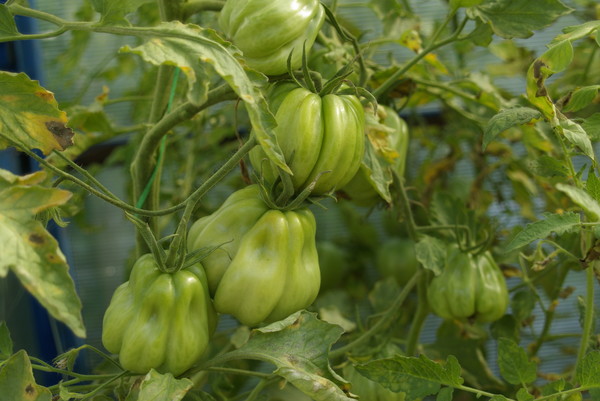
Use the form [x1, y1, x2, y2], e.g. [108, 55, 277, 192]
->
[219, 0, 325, 75]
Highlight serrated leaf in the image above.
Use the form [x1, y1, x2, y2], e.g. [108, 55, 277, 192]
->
[511, 290, 536, 323]
[0, 72, 74, 154]
[0, 4, 19, 38]
[135, 370, 193, 401]
[557, 184, 600, 221]
[586, 169, 600, 203]
[582, 113, 600, 142]
[530, 156, 569, 178]
[0, 350, 52, 401]
[91, 0, 153, 26]
[497, 338, 537, 385]
[472, 0, 572, 39]
[517, 389, 535, 401]
[120, 21, 289, 174]
[560, 119, 595, 160]
[563, 86, 600, 113]
[356, 355, 463, 401]
[0, 169, 85, 338]
[503, 212, 580, 252]
[576, 351, 600, 387]
[0, 322, 12, 359]
[483, 107, 541, 149]
[415, 236, 446, 275]
[225, 311, 352, 401]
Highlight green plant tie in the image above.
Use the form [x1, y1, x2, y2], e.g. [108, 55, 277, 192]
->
[136, 68, 181, 211]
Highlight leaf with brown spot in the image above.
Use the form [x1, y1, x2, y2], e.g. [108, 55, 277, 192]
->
[222, 311, 353, 401]
[0, 350, 52, 401]
[0, 168, 85, 338]
[0, 71, 74, 154]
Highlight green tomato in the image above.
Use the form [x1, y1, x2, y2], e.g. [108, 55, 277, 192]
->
[188, 185, 321, 327]
[426, 246, 509, 323]
[218, 0, 325, 75]
[101, 254, 216, 376]
[250, 84, 365, 195]
[375, 237, 419, 287]
[342, 105, 409, 207]
[316, 241, 351, 291]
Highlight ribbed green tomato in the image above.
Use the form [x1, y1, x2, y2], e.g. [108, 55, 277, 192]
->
[187, 185, 321, 326]
[101, 255, 216, 376]
[342, 105, 409, 206]
[218, 0, 325, 75]
[250, 85, 365, 195]
[426, 246, 508, 323]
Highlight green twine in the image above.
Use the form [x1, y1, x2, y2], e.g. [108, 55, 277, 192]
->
[136, 68, 181, 210]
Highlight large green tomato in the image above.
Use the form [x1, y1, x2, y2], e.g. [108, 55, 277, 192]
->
[342, 105, 409, 206]
[427, 246, 508, 323]
[102, 254, 216, 376]
[375, 237, 419, 287]
[218, 0, 325, 75]
[250, 85, 365, 195]
[187, 185, 321, 326]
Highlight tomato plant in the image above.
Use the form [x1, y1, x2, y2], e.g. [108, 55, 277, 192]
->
[0, 0, 600, 401]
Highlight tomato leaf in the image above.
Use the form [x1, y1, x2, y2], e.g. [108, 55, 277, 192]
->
[135, 370, 193, 401]
[497, 338, 537, 385]
[90, 0, 153, 26]
[559, 118, 595, 161]
[582, 113, 600, 142]
[563, 85, 600, 113]
[576, 351, 600, 387]
[557, 184, 600, 221]
[0, 169, 86, 338]
[415, 235, 446, 276]
[503, 211, 581, 252]
[549, 20, 600, 47]
[0, 350, 52, 401]
[356, 355, 464, 401]
[0, 72, 74, 154]
[120, 21, 290, 174]
[471, 0, 572, 39]
[0, 321, 13, 360]
[225, 311, 353, 401]
[0, 4, 19, 38]
[483, 107, 541, 150]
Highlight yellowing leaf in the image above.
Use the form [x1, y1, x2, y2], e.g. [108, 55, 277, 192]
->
[399, 29, 422, 53]
[0, 350, 52, 401]
[0, 72, 74, 155]
[0, 169, 85, 338]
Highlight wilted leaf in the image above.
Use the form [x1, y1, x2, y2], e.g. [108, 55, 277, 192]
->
[0, 72, 74, 154]
[120, 21, 289, 174]
[224, 311, 352, 401]
[0, 169, 85, 338]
